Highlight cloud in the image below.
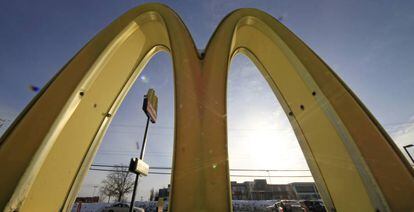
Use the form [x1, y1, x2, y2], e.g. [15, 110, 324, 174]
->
[389, 116, 414, 164]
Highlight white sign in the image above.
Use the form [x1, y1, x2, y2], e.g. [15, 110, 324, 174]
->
[136, 159, 149, 176]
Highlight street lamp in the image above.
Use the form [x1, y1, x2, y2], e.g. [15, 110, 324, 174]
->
[403, 144, 414, 164]
[129, 89, 158, 212]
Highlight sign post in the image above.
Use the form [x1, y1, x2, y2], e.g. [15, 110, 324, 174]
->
[129, 89, 158, 212]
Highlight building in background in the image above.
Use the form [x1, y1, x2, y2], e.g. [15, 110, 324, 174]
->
[231, 180, 320, 200]
[290, 182, 321, 200]
[155, 185, 170, 201]
[154, 180, 321, 201]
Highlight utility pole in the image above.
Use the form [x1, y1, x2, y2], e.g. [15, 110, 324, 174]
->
[129, 89, 158, 212]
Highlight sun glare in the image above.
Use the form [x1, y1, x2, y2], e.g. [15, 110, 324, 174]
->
[228, 55, 312, 184]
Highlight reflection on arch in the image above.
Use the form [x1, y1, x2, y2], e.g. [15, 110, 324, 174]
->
[0, 3, 413, 212]
[79, 51, 175, 202]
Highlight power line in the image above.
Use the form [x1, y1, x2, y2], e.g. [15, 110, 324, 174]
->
[229, 168, 309, 172]
[383, 121, 414, 127]
[2, 113, 414, 132]
[110, 124, 293, 132]
[94, 150, 306, 160]
[89, 168, 312, 178]
[229, 175, 312, 178]
[110, 120, 414, 132]
[90, 164, 311, 172]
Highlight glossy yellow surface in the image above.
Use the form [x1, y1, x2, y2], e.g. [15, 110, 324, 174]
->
[0, 3, 413, 212]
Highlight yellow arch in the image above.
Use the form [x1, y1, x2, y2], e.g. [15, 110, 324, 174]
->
[0, 3, 413, 211]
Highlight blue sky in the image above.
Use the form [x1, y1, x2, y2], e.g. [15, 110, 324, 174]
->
[1, 0, 414, 200]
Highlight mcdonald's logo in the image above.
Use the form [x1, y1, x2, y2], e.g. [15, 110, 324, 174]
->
[0, 3, 413, 212]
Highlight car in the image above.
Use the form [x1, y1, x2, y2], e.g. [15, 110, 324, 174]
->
[102, 203, 144, 212]
[298, 200, 326, 212]
[267, 200, 305, 212]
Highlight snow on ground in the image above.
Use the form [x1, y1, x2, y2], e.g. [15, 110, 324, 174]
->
[72, 200, 276, 212]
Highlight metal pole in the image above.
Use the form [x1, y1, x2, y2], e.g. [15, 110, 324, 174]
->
[129, 117, 150, 212]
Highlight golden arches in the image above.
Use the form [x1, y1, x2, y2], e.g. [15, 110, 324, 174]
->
[0, 3, 413, 212]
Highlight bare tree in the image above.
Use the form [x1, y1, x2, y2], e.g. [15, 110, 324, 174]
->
[100, 183, 117, 203]
[100, 165, 134, 202]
